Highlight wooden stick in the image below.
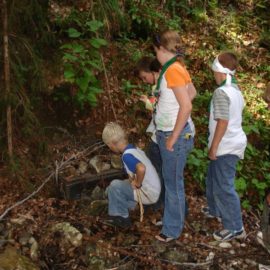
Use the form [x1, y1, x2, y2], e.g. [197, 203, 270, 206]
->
[136, 189, 144, 222]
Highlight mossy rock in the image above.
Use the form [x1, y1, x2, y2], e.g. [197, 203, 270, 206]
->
[0, 246, 39, 270]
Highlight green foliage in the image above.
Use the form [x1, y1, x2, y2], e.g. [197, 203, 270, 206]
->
[120, 79, 138, 95]
[165, 0, 218, 23]
[126, 0, 164, 37]
[125, 0, 181, 39]
[187, 148, 208, 187]
[60, 19, 107, 107]
[187, 92, 211, 186]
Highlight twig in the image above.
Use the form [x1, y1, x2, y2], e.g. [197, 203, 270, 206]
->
[197, 242, 220, 250]
[0, 171, 55, 221]
[55, 160, 59, 187]
[100, 53, 118, 121]
[185, 220, 195, 233]
[91, 13, 117, 121]
[160, 258, 213, 268]
[249, 209, 261, 227]
[0, 142, 105, 221]
[136, 189, 144, 222]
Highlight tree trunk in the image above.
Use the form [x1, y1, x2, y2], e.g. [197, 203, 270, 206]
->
[2, 0, 13, 159]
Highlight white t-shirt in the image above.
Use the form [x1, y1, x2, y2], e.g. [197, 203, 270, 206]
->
[208, 84, 247, 158]
[122, 147, 161, 204]
[155, 63, 195, 135]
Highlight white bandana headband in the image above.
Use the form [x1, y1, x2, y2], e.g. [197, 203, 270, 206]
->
[211, 56, 235, 85]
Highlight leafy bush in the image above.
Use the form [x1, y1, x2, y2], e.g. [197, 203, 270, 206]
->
[60, 19, 107, 107]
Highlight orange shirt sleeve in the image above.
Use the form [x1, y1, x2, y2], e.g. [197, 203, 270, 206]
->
[165, 63, 191, 88]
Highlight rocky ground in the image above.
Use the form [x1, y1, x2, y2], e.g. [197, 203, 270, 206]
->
[0, 140, 270, 270]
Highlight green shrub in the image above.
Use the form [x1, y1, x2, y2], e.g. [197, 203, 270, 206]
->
[60, 19, 107, 107]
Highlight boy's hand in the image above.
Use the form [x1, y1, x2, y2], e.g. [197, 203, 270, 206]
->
[131, 180, 141, 189]
[208, 146, 217, 160]
[130, 175, 142, 189]
[208, 119, 228, 160]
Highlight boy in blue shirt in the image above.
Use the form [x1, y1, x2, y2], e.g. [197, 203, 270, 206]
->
[102, 122, 161, 228]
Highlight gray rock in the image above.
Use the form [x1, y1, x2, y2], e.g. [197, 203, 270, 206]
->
[89, 156, 111, 173]
[90, 186, 106, 201]
[245, 259, 257, 266]
[51, 222, 82, 247]
[78, 161, 88, 175]
[259, 264, 270, 270]
[111, 155, 123, 169]
[219, 242, 232, 249]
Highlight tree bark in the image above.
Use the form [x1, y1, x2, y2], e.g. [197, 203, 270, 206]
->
[2, 0, 13, 159]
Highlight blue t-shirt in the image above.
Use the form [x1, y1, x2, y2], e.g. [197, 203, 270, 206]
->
[122, 144, 141, 174]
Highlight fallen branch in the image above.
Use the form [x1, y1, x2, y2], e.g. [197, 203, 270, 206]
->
[197, 242, 220, 250]
[159, 258, 213, 269]
[0, 142, 105, 221]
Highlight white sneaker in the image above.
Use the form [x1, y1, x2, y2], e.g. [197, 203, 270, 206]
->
[213, 228, 246, 241]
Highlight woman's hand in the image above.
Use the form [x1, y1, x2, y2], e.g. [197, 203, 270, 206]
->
[139, 95, 148, 103]
[166, 134, 177, 151]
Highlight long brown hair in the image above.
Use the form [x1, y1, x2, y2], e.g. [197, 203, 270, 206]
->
[153, 30, 185, 64]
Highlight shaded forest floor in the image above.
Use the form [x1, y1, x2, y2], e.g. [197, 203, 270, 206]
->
[0, 135, 270, 270]
[1, 1, 270, 269]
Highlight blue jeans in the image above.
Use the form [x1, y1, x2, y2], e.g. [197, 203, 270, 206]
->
[206, 154, 243, 231]
[107, 179, 137, 218]
[157, 124, 194, 238]
[147, 140, 164, 210]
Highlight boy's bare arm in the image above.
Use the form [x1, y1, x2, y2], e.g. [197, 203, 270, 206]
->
[209, 119, 228, 160]
[131, 163, 146, 189]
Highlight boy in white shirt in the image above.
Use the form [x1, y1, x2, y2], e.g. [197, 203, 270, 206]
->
[102, 122, 161, 228]
[203, 52, 247, 241]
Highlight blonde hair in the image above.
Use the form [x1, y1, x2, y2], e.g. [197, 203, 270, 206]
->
[102, 122, 127, 145]
[153, 30, 185, 63]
